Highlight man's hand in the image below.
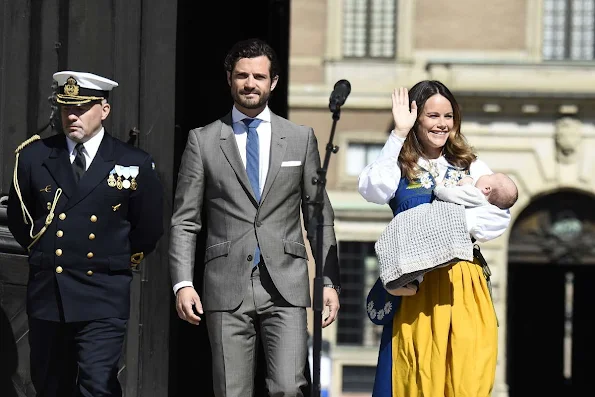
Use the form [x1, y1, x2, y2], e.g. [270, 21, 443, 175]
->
[322, 287, 340, 328]
[176, 286, 203, 325]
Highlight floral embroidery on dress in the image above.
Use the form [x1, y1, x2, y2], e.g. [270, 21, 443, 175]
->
[405, 171, 434, 190]
[384, 301, 392, 314]
[369, 308, 377, 319]
[443, 168, 469, 187]
[419, 172, 434, 189]
[366, 292, 396, 321]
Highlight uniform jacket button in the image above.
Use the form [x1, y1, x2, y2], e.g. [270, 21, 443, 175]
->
[86, 270, 93, 276]
[56, 230, 64, 237]
[55, 266, 63, 274]
[87, 252, 94, 259]
[55, 248, 63, 256]
[90, 215, 98, 222]
[88, 233, 95, 240]
[256, 221, 262, 227]
[59, 213, 66, 220]
[247, 255, 253, 261]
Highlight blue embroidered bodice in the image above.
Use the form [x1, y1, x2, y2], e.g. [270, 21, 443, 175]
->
[389, 166, 469, 216]
[366, 165, 469, 325]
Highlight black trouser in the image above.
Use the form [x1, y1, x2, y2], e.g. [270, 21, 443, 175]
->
[28, 317, 127, 397]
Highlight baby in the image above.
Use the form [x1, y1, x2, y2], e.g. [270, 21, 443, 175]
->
[436, 172, 518, 210]
[387, 172, 518, 296]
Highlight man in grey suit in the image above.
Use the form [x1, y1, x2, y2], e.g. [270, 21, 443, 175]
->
[169, 38, 341, 397]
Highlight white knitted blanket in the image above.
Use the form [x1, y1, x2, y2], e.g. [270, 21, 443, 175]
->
[375, 200, 473, 290]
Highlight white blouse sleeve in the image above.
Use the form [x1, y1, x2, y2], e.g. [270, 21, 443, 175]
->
[358, 133, 405, 204]
[465, 159, 511, 242]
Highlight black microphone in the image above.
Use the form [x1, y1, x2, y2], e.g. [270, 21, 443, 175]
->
[329, 79, 351, 112]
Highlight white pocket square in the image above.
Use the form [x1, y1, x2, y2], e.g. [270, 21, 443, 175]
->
[281, 161, 302, 167]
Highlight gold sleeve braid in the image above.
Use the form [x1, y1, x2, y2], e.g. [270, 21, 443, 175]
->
[13, 134, 63, 252]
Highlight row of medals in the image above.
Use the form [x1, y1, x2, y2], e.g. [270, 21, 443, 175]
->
[107, 173, 138, 190]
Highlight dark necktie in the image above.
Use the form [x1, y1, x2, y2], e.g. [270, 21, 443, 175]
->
[243, 118, 262, 266]
[72, 143, 86, 183]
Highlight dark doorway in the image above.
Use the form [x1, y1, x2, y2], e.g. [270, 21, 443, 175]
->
[168, 1, 292, 396]
[507, 263, 595, 396]
[507, 190, 595, 397]
[173, 0, 290, 175]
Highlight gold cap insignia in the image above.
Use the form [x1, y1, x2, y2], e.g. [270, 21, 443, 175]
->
[63, 76, 80, 96]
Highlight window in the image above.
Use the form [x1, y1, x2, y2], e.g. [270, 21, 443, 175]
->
[346, 142, 383, 176]
[337, 241, 383, 347]
[342, 365, 377, 392]
[343, 0, 397, 59]
[543, 0, 595, 60]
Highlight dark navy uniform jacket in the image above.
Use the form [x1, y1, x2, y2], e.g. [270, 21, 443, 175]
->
[7, 132, 164, 322]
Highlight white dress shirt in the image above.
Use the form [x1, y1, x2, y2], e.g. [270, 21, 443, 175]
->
[358, 132, 511, 242]
[66, 127, 105, 169]
[231, 105, 272, 195]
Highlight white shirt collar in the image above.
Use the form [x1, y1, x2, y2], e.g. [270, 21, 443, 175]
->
[66, 127, 105, 160]
[231, 105, 271, 124]
[418, 155, 444, 168]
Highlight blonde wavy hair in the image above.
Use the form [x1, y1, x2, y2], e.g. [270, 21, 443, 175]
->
[398, 80, 476, 181]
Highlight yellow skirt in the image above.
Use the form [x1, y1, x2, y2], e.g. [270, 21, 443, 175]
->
[392, 259, 498, 397]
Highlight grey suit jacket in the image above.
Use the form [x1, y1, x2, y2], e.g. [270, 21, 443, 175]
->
[169, 111, 340, 311]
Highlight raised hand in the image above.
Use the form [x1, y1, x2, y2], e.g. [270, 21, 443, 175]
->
[391, 87, 418, 139]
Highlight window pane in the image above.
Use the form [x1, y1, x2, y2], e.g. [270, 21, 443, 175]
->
[542, 0, 567, 60]
[343, 0, 397, 58]
[346, 143, 384, 176]
[543, 0, 595, 60]
[342, 365, 376, 393]
[337, 241, 382, 347]
[346, 144, 366, 176]
[570, 0, 595, 60]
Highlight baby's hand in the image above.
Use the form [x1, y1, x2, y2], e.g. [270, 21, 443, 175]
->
[387, 282, 418, 296]
[457, 176, 474, 186]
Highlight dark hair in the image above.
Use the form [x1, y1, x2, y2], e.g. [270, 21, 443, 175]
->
[399, 80, 476, 181]
[223, 38, 280, 79]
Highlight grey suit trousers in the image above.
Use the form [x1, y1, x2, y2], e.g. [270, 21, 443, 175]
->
[206, 263, 308, 397]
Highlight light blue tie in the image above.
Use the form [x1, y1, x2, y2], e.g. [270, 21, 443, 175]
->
[243, 118, 262, 266]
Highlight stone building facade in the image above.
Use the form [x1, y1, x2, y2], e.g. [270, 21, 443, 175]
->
[289, 1, 595, 395]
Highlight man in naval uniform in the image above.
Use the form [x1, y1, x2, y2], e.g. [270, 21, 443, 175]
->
[7, 71, 164, 397]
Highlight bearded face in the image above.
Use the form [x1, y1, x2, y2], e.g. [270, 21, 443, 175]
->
[227, 56, 278, 116]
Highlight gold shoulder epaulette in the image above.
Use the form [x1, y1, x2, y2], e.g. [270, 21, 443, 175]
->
[15, 134, 41, 154]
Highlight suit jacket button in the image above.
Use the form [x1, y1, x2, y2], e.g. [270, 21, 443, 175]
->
[256, 221, 262, 227]
[56, 230, 64, 238]
[87, 252, 94, 259]
[86, 270, 93, 276]
[59, 213, 66, 221]
[56, 266, 63, 274]
[88, 233, 95, 240]
[247, 255, 253, 261]
[90, 215, 98, 223]
[55, 248, 63, 256]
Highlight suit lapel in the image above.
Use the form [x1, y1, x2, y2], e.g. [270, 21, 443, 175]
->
[43, 138, 77, 199]
[219, 115, 259, 206]
[260, 114, 287, 204]
[64, 133, 117, 211]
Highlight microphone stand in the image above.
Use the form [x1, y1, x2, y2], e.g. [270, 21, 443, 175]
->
[310, 101, 342, 397]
